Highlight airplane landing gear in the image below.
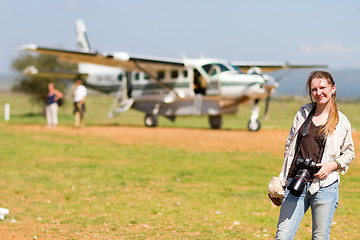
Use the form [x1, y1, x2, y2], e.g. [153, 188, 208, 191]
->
[209, 115, 222, 129]
[248, 119, 261, 131]
[248, 100, 261, 131]
[144, 113, 158, 127]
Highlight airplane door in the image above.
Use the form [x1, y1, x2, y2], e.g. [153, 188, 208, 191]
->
[193, 69, 206, 95]
[193, 67, 220, 96]
[126, 71, 133, 98]
[108, 72, 134, 118]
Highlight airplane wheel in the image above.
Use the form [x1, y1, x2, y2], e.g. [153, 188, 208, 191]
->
[209, 115, 222, 129]
[144, 113, 158, 127]
[248, 119, 261, 131]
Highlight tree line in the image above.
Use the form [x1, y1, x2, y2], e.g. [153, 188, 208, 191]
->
[12, 53, 77, 105]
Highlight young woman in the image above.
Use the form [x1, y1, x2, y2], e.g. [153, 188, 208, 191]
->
[275, 71, 355, 239]
[45, 83, 63, 127]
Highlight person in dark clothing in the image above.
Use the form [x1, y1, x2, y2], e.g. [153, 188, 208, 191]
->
[45, 83, 63, 127]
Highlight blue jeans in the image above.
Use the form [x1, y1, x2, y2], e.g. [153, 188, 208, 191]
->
[275, 180, 339, 240]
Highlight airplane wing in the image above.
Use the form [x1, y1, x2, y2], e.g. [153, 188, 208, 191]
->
[231, 61, 328, 73]
[23, 65, 88, 79]
[19, 44, 185, 76]
[19, 44, 187, 99]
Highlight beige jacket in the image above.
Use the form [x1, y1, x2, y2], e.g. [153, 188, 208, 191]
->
[278, 103, 355, 194]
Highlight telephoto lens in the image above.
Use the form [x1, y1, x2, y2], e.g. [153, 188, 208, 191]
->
[287, 169, 310, 197]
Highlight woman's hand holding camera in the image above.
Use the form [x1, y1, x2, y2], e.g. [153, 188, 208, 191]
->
[314, 162, 338, 180]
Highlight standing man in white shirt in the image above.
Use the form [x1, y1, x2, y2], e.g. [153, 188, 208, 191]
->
[73, 79, 87, 128]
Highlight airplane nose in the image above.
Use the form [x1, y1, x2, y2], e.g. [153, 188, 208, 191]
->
[262, 75, 279, 90]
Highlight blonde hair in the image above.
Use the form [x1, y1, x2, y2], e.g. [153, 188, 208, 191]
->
[306, 71, 339, 138]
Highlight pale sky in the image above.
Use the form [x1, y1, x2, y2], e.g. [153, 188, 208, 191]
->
[1, 0, 360, 74]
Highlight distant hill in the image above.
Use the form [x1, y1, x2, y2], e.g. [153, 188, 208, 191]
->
[272, 68, 360, 100]
[0, 74, 16, 92]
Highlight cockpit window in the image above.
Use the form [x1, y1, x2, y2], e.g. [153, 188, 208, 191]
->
[231, 65, 242, 73]
[202, 63, 231, 76]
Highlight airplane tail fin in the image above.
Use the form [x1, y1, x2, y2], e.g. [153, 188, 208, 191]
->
[76, 19, 91, 51]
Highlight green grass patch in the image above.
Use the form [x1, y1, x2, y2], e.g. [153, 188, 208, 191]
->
[0, 123, 283, 238]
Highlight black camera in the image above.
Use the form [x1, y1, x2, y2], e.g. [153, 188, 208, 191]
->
[287, 157, 320, 197]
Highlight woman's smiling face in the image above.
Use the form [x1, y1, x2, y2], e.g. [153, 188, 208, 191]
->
[310, 77, 336, 105]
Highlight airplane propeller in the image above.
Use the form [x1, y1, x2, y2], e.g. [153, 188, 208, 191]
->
[263, 90, 272, 120]
[262, 70, 292, 120]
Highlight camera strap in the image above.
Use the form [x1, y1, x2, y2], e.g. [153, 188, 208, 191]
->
[301, 104, 317, 137]
[292, 104, 317, 169]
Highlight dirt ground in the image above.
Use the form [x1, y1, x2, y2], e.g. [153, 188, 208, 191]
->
[3, 125, 360, 239]
[83, 126, 288, 154]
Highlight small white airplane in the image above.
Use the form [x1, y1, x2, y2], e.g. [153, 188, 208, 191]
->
[20, 20, 327, 130]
